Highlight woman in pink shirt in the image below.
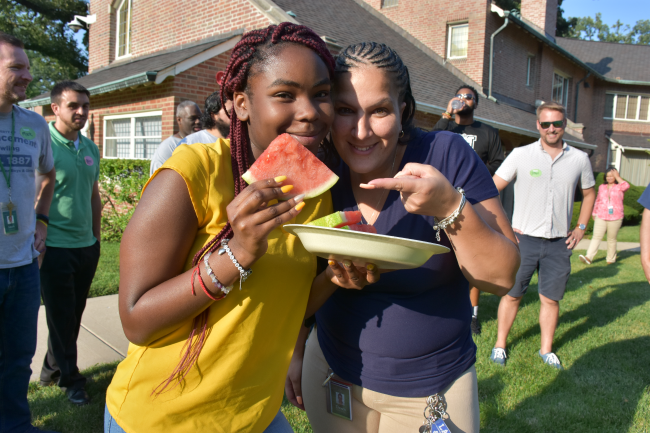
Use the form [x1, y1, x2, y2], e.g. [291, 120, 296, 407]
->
[580, 168, 629, 265]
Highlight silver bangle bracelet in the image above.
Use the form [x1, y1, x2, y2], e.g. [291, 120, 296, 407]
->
[218, 238, 253, 291]
[203, 251, 233, 295]
[432, 187, 466, 242]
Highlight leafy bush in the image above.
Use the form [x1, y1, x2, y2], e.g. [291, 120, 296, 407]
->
[99, 159, 150, 241]
[571, 172, 646, 233]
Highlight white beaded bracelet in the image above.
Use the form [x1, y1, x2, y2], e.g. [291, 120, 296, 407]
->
[218, 238, 253, 291]
[203, 251, 233, 295]
[432, 187, 466, 242]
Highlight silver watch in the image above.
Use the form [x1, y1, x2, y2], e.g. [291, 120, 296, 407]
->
[578, 224, 586, 230]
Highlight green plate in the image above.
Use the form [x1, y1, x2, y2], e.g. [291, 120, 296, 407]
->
[283, 224, 450, 270]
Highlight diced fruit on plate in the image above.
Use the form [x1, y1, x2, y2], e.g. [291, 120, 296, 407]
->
[307, 211, 362, 229]
[241, 133, 339, 199]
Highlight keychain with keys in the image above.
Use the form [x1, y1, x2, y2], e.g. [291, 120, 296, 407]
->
[419, 394, 450, 433]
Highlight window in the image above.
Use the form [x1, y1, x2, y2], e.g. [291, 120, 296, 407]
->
[116, 0, 132, 58]
[526, 56, 534, 87]
[447, 24, 469, 59]
[552, 72, 569, 106]
[104, 112, 162, 159]
[382, 0, 398, 6]
[604, 93, 650, 121]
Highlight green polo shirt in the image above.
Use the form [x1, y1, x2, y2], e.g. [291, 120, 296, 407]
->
[46, 122, 100, 248]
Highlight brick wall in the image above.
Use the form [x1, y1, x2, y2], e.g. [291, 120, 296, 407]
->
[361, 0, 491, 87]
[520, 0, 557, 38]
[89, 0, 270, 72]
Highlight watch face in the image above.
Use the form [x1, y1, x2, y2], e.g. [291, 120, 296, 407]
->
[579, 224, 586, 230]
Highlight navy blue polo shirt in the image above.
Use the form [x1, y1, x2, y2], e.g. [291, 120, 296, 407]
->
[315, 130, 499, 397]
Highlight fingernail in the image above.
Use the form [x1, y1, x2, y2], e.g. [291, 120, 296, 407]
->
[366, 263, 375, 271]
[294, 193, 305, 203]
[281, 185, 294, 193]
[343, 260, 352, 268]
[297, 396, 303, 405]
[328, 260, 337, 267]
[295, 202, 305, 211]
[274, 175, 287, 183]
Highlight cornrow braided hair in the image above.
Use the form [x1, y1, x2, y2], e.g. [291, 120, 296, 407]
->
[154, 22, 335, 396]
[336, 42, 416, 144]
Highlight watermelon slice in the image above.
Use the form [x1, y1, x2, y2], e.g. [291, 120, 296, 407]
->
[343, 223, 377, 233]
[307, 211, 362, 229]
[241, 133, 338, 199]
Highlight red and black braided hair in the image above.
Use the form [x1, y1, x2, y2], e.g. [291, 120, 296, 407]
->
[154, 23, 335, 396]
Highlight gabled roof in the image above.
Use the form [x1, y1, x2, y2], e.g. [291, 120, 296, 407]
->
[556, 37, 650, 84]
[272, 0, 594, 149]
[20, 31, 243, 108]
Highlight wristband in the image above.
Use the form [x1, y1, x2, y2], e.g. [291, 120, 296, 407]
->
[442, 112, 452, 119]
[432, 187, 466, 242]
[36, 213, 49, 224]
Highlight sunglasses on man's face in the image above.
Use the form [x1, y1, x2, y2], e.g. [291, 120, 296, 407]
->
[456, 93, 475, 101]
[539, 120, 565, 129]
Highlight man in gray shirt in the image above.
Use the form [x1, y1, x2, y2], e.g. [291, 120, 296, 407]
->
[149, 100, 201, 175]
[0, 32, 57, 433]
[490, 102, 595, 370]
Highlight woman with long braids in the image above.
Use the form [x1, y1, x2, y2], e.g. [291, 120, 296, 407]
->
[104, 24, 379, 433]
[286, 43, 520, 432]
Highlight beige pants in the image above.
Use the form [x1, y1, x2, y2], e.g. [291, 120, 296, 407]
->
[302, 328, 480, 433]
[586, 217, 623, 263]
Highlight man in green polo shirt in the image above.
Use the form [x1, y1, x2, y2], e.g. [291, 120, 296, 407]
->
[38, 81, 101, 406]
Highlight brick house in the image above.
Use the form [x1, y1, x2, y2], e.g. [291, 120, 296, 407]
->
[21, 0, 650, 184]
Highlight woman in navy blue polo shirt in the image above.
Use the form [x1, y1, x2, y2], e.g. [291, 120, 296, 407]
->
[288, 43, 520, 433]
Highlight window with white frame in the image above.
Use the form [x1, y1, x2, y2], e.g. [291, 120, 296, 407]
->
[526, 56, 534, 87]
[447, 24, 469, 59]
[382, 0, 398, 7]
[552, 72, 569, 106]
[116, 0, 132, 58]
[104, 112, 162, 159]
[604, 93, 650, 121]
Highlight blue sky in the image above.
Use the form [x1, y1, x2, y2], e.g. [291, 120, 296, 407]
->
[561, 0, 650, 27]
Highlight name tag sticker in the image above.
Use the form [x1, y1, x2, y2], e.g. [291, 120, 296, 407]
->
[1, 202, 19, 235]
[84, 156, 94, 166]
[327, 378, 353, 421]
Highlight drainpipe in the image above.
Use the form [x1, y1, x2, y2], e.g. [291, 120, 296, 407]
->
[488, 12, 509, 101]
[573, 72, 591, 122]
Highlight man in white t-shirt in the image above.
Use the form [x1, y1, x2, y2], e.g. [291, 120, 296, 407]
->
[0, 32, 58, 433]
[489, 102, 595, 370]
[149, 100, 201, 175]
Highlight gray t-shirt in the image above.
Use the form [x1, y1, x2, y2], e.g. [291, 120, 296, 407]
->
[0, 106, 54, 268]
[496, 140, 595, 239]
[178, 130, 217, 146]
[149, 135, 181, 176]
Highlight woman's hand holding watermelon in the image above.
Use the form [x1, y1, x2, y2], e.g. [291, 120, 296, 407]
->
[227, 177, 306, 267]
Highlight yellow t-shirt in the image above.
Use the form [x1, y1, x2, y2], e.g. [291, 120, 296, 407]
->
[106, 139, 332, 432]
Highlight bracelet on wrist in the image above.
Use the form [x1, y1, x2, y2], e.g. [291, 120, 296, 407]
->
[36, 213, 49, 225]
[442, 112, 452, 119]
[203, 251, 233, 295]
[219, 238, 253, 291]
[432, 187, 466, 242]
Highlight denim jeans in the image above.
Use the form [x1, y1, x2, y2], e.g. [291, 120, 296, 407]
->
[104, 405, 294, 432]
[0, 259, 41, 433]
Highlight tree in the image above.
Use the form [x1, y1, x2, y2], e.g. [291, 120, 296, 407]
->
[0, 0, 89, 98]
[572, 13, 649, 44]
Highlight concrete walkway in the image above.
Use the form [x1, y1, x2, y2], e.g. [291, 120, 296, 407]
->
[31, 294, 128, 382]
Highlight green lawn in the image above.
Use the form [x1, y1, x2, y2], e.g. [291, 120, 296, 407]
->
[29, 250, 650, 432]
[89, 241, 120, 298]
[584, 224, 641, 244]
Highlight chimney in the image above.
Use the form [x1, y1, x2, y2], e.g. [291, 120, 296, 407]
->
[520, 0, 557, 40]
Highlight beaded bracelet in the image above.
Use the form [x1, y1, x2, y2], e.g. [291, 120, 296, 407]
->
[203, 251, 233, 294]
[432, 187, 466, 242]
[191, 264, 226, 301]
[219, 238, 252, 291]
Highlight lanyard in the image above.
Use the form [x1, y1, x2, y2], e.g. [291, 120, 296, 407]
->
[0, 109, 14, 201]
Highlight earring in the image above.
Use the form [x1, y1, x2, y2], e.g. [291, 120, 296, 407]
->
[399, 130, 404, 138]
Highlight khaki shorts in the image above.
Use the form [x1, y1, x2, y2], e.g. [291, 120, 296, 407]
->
[302, 328, 480, 433]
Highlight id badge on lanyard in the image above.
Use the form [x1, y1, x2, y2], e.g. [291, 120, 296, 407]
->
[323, 369, 353, 421]
[1, 201, 18, 234]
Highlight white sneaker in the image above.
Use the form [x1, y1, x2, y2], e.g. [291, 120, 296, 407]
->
[490, 347, 507, 366]
[579, 255, 592, 265]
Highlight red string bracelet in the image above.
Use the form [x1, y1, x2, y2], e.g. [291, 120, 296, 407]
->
[191, 264, 226, 301]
